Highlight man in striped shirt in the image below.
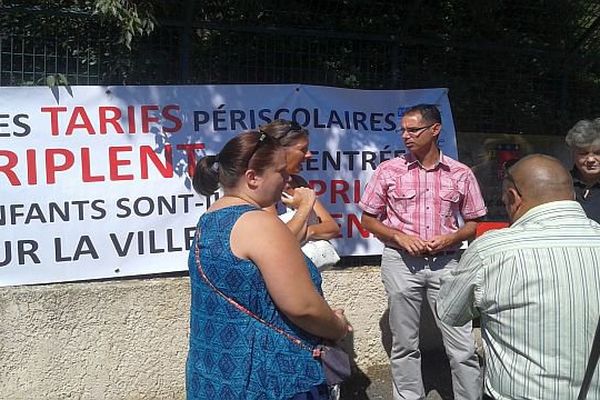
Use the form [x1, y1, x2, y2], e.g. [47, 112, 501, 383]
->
[359, 104, 486, 400]
[438, 154, 600, 399]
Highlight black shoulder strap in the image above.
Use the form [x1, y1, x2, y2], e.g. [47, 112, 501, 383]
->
[578, 316, 600, 400]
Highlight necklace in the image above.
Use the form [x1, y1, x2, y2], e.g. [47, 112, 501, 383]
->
[220, 194, 260, 208]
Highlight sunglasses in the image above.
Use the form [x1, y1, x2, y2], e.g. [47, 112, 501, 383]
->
[268, 120, 303, 141]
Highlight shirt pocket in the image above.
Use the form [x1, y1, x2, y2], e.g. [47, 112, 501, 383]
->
[439, 189, 461, 217]
[389, 188, 416, 213]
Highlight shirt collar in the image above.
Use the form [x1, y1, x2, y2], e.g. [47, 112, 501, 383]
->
[511, 200, 586, 227]
[404, 149, 449, 170]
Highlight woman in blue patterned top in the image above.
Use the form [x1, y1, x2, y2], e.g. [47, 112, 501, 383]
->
[187, 130, 351, 400]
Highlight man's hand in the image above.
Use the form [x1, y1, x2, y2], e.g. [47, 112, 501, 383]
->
[393, 233, 428, 256]
[427, 233, 456, 254]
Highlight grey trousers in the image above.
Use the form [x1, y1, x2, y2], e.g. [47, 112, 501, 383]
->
[381, 246, 482, 400]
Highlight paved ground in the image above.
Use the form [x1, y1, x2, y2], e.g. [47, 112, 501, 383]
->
[341, 350, 454, 400]
[339, 305, 482, 399]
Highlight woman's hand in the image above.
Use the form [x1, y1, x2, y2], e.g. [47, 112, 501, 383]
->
[333, 308, 353, 341]
[282, 187, 316, 211]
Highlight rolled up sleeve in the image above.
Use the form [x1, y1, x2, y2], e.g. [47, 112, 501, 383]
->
[460, 170, 487, 221]
[359, 165, 388, 217]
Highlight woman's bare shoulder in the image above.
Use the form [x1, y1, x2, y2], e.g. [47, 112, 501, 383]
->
[231, 208, 301, 259]
[234, 209, 290, 237]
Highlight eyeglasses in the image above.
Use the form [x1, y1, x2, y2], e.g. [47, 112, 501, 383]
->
[398, 123, 436, 137]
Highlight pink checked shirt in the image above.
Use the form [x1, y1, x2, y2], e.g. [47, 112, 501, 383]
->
[359, 152, 487, 244]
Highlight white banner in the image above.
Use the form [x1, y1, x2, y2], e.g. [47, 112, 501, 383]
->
[0, 84, 457, 286]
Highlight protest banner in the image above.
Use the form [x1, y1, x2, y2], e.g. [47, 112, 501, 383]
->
[0, 84, 456, 285]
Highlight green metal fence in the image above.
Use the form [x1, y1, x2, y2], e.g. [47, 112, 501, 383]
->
[1, 1, 599, 136]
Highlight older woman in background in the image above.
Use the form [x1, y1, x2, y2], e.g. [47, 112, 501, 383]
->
[566, 118, 600, 222]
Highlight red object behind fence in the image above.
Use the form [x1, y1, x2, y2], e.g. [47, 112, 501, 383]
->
[476, 222, 509, 237]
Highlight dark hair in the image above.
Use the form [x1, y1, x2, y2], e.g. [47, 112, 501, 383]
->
[403, 104, 442, 124]
[192, 131, 281, 196]
[259, 119, 309, 147]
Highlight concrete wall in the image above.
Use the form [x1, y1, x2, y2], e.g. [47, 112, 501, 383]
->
[1, 266, 412, 399]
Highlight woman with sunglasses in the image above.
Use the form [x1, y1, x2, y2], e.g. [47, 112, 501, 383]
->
[187, 130, 350, 400]
[259, 119, 341, 250]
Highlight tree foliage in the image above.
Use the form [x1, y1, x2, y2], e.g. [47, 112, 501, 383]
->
[1, 1, 157, 46]
[93, 0, 157, 48]
[1, 0, 598, 134]
[0, 0, 159, 84]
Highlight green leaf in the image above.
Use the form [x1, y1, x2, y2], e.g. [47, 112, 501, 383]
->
[46, 75, 56, 87]
[124, 31, 133, 49]
[57, 73, 73, 96]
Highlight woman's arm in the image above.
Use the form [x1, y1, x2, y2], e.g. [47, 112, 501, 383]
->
[288, 174, 340, 241]
[305, 198, 341, 241]
[231, 211, 350, 341]
[280, 188, 315, 242]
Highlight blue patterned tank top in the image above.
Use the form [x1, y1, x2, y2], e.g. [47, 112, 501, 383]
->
[186, 205, 327, 400]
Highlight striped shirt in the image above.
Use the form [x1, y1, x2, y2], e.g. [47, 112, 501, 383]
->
[438, 200, 600, 400]
[359, 152, 487, 242]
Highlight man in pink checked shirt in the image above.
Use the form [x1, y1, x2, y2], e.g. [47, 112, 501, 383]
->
[359, 104, 487, 400]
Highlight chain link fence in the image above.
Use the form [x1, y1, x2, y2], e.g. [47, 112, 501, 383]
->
[1, 1, 599, 136]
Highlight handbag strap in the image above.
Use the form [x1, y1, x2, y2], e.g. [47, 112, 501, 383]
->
[578, 315, 600, 400]
[193, 228, 319, 357]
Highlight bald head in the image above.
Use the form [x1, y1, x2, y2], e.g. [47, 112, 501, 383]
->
[508, 154, 574, 205]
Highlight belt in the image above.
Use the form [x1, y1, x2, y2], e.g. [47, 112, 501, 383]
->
[430, 250, 458, 256]
[396, 248, 459, 257]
